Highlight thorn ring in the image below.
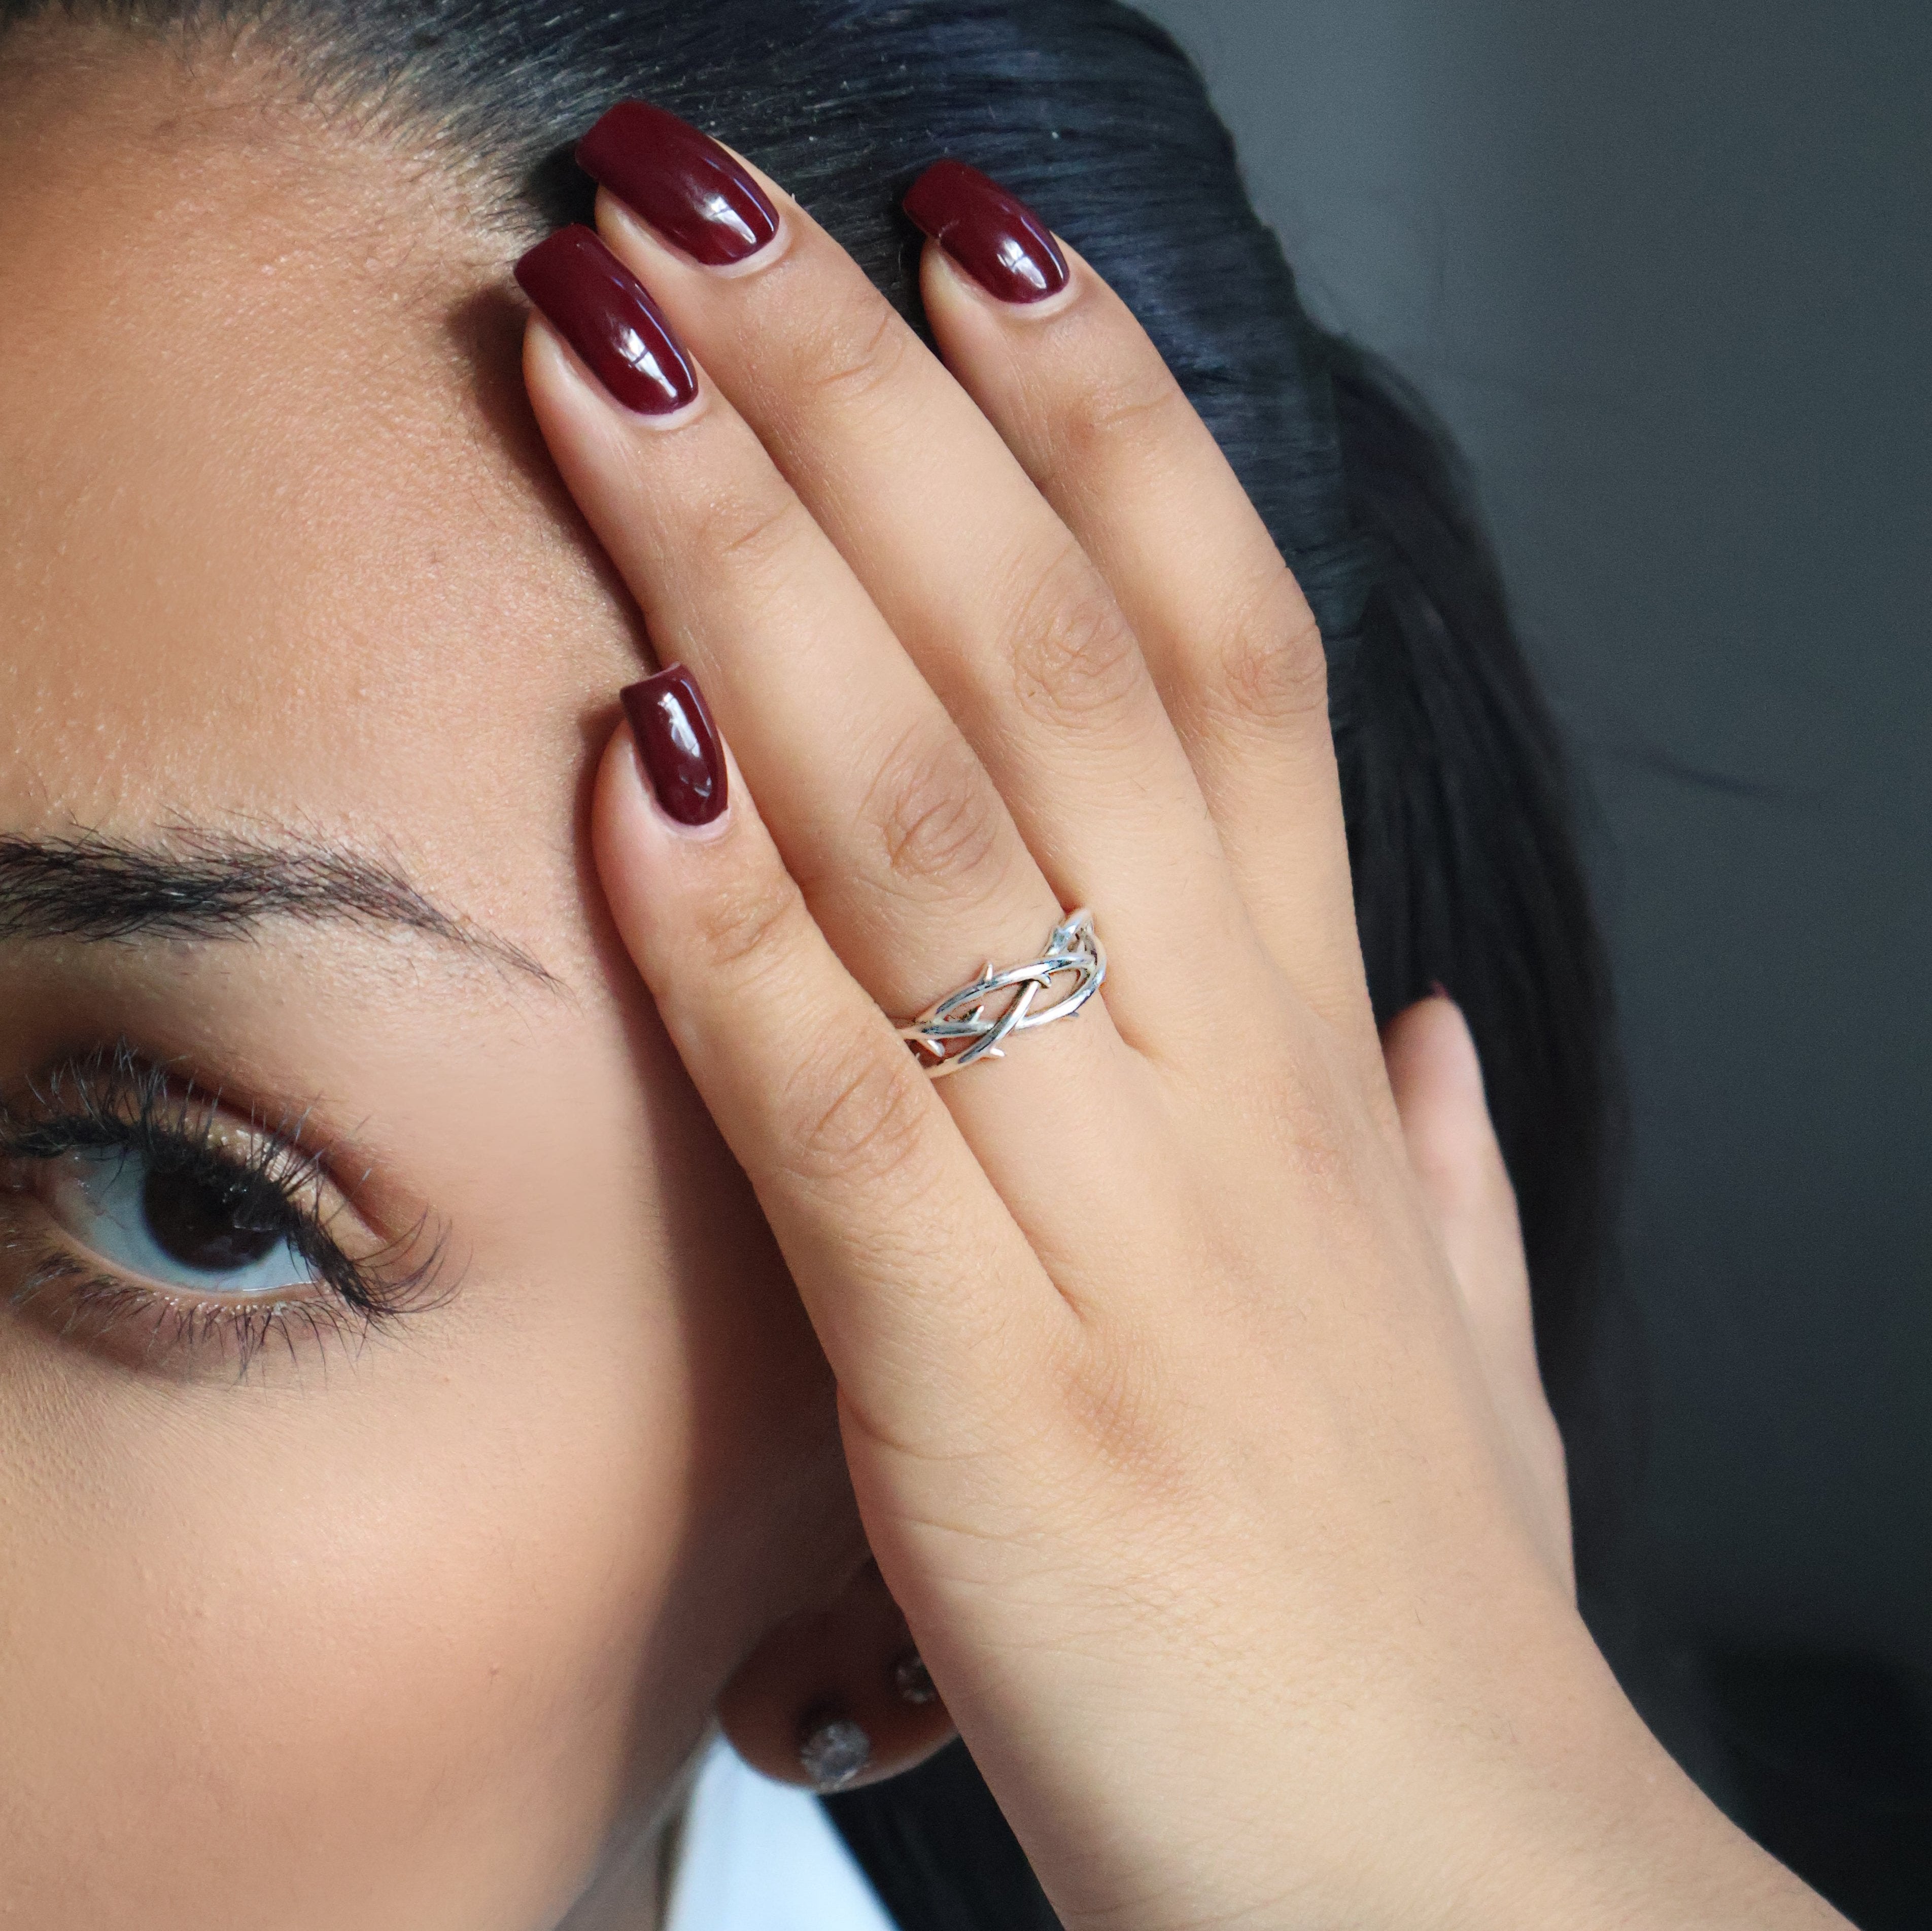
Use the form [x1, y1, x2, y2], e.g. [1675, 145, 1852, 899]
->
[895, 910, 1106, 1077]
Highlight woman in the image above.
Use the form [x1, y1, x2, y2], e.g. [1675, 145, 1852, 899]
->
[0, 1, 1841, 1925]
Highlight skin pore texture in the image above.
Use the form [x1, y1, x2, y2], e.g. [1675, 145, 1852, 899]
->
[0, 40, 857, 1929]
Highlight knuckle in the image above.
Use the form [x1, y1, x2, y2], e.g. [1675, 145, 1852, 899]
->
[1210, 570, 1329, 733]
[1006, 544, 1148, 728]
[1050, 1325, 1220, 1528]
[779, 1032, 932, 1191]
[1056, 1327, 1166, 1461]
[789, 294, 914, 417]
[860, 723, 1010, 901]
[688, 476, 811, 577]
[1060, 356, 1188, 463]
[1254, 1043, 1361, 1195]
[688, 862, 811, 984]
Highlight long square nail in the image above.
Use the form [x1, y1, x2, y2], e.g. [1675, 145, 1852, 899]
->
[514, 225, 700, 415]
[579, 101, 780, 267]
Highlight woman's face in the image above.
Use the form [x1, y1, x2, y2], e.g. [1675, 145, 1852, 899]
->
[0, 50, 849, 1928]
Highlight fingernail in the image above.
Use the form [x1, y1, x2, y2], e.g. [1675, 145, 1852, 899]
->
[903, 159, 1070, 305]
[798, 1712, 872, 1792]
[578, 100, 781, 267]
[621, 664, 728, 827]
[514, 225, 699, 415]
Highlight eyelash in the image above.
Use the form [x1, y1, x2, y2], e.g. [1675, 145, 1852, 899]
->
[0, 1044, 447, 1374]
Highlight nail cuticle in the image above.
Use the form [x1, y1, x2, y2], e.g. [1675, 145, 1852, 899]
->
[639, 775, 732, 839]
[543, 317, 711, 430]
[598, 189, 795, 285]
[934, 242, 1081, 320]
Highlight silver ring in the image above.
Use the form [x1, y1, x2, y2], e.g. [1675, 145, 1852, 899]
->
[898, 909, 1106, 1077]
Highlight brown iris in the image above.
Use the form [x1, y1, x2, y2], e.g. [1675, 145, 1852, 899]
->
[140, 1166, 282, 1273]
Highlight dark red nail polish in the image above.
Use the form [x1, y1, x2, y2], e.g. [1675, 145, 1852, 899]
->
[514, 226, 699, 415]
[903, 159, 1070, 305]
[622, 665, 728, 827]
[578, 100, 780, 268]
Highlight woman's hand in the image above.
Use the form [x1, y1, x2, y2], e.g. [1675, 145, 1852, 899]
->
[514, 117, 1839, 1931]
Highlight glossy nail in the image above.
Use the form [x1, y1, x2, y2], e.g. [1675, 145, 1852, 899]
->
[903, 159, 1069, 305]
[514, 226, 699, 415]
[621, 665, 728, 827]
[578, 100, 780, 267]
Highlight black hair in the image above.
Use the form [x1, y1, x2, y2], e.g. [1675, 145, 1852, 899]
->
[0, 4, 1619, 1925]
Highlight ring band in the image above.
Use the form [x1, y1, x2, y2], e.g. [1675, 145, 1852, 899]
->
[898, 909, 1106, 1077]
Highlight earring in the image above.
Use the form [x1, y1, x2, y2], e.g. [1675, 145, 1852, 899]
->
[798, 1711, 872, 1792]
[892, 1648, 938, 1706]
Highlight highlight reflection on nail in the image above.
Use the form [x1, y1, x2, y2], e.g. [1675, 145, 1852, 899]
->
[578, 100, 780, 267]
[620, 664, 728, 828]
[514, 225, 699, 415]
[903, 158, 1069, 304]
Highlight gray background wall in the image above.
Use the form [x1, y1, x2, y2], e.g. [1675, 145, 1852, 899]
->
[1132, 0, 1930, 1670]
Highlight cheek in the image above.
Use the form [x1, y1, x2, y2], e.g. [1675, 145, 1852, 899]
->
[0, 1304, 707, 1931]
[0, 986, 842, 1926]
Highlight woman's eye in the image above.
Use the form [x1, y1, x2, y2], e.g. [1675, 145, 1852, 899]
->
[40, 1148, 318, 1297]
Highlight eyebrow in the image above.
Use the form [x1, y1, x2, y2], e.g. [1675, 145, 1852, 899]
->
[0, 827, 558, 986]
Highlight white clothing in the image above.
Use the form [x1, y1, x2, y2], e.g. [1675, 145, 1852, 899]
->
[663, 1740, 898, 1931]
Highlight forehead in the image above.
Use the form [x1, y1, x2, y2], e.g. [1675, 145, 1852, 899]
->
[0, 43, 643, 965]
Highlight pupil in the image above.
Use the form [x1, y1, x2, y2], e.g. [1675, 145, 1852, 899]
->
[141, 1167, 281, 1273]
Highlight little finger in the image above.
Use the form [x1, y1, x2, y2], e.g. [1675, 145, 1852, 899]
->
[1384, 995, 1572, 1586]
